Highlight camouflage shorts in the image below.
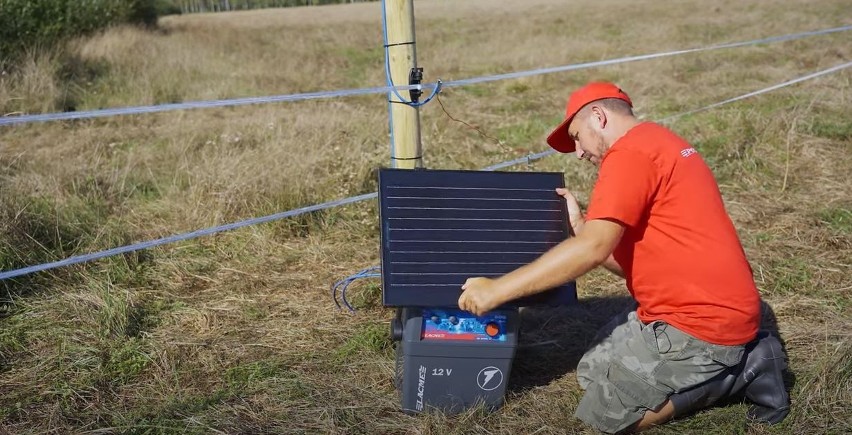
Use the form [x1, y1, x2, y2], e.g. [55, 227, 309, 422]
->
[574, 309, 745, 434]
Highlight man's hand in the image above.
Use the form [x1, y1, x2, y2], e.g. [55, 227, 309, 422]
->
[556, 188, 585, 235]
[458, 277, 505, 316]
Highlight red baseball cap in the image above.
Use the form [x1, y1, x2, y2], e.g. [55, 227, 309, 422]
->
[546, 82, 633, 153]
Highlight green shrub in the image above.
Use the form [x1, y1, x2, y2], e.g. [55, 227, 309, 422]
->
[0, 0, 160, 63]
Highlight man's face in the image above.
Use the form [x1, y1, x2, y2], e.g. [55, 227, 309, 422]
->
[568, 112, 607, 166]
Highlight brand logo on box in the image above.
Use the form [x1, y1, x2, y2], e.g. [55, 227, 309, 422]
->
[415, 365, 427, 411]
[477, 366, 503, 391]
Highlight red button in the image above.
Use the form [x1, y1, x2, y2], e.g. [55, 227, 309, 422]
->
[485, 323, 500, 337]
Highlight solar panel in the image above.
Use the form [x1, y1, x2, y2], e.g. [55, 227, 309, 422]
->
[379, 168, 578, 307]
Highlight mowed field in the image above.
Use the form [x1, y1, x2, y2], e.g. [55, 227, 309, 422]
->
[1, 0, 850, 433]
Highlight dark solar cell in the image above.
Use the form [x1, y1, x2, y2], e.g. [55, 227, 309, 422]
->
[379, 169, 578, 307]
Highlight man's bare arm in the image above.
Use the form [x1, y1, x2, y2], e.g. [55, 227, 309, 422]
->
[558, 188, 624, 279]
[458, 219, 625, 315]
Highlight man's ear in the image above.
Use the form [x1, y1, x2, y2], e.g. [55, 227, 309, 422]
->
[588, 105, 608, 131]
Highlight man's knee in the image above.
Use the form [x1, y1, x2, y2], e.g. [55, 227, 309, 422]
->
[574, 363, 669, 434]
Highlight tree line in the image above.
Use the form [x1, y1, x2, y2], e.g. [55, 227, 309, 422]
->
[0, 0, 376, 64]
[172, 0, 375, 13]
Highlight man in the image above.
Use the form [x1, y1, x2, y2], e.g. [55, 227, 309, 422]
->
[458, 82, 790, 433]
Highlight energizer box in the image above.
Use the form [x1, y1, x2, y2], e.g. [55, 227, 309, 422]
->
[393, 307, 518, 413]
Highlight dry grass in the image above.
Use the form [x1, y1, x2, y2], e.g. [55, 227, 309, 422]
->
[0, 0, 850, 433]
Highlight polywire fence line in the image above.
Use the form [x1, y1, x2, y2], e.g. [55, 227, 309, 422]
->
[1, 59, 849, 282]
[0, 192, 378, 281]
[484, 60, 852, 171]
[0, 24, 850, 126]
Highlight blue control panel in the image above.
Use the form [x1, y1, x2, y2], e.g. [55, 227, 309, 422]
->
[421, 308, 508, 342]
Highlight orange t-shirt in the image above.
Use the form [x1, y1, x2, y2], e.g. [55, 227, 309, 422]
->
[585, 122, 760, 346]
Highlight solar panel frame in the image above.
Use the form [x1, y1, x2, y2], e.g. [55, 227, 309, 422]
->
[379, 168, 578, 307]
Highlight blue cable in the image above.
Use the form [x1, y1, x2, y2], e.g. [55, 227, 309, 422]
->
[380, 0, 443, 164]
[379, 0, 441, 108]
[332, 266, 381, 312]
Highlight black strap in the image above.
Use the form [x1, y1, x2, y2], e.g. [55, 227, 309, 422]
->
[384, 41, 415, 48]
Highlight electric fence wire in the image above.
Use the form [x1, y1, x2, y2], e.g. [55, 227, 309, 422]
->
[0, 61, 849, 283]
[1, 25, 850, 127]
[329, 59, 852, 311]
[483, 60, 852, 172]
[0, 192, 377, 281]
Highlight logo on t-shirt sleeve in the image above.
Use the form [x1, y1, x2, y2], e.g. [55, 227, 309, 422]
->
[680, 148, 698, 158]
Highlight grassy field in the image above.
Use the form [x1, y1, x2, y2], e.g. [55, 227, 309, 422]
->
[0, 0, 850, 433]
